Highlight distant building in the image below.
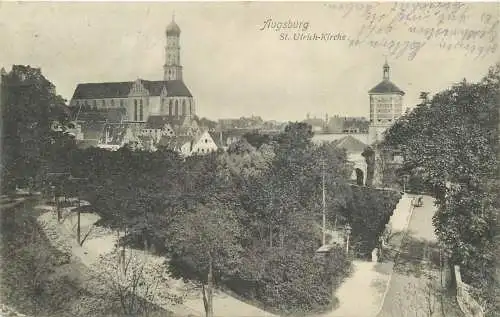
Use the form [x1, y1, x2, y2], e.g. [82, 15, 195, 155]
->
[303, 113, 328, 132]
[218, 116, 264, 131]
[368, 61, 405, 144]
[326, 115, 369, 134]
[190, 130, 219, 155]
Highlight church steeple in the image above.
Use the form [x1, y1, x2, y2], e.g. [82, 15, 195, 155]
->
[383, 58, 390, 80]
[164, 14, 183, 81]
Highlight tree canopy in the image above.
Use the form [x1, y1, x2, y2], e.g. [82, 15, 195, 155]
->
[382, 63, 499, 313]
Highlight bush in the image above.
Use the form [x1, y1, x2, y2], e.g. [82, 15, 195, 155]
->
[225, 246, 351, 314]
[343, 186, 401, 258]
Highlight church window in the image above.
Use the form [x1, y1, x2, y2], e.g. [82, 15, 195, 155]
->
[169, 100, 173, 116]
[111, 99, 115, 107]
[175, 100, 179, 116]
[139, 100, 143, 121]
[182, 100, 187, 116]
[120, 99, 124, 107]
[134, 100, 138, 121]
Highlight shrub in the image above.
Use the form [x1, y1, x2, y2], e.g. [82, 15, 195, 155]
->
[225, 246, 351, 314]
[343, 186, 401, 258]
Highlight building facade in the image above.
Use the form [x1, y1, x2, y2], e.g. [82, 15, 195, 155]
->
[368, 61, 405, 144]
[70, 16, 195, 125]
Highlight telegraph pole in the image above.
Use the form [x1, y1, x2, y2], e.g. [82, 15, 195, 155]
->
[322, 159, 326, 246]
[77, 194, 81, 245]
[70, 176, 87, 246]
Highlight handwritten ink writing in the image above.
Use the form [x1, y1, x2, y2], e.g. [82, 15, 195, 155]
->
[325, 2, 498, 61]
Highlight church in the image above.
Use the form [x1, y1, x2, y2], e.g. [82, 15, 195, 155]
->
[70, 16, 196, 127]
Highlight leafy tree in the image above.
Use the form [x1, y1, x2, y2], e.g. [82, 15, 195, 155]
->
[362, 146, 375, 187]
[243, 132, 271, 148]
[1, 65, 70, 192]
[166, 205, 243, 317]
[382, 63, 499, 312]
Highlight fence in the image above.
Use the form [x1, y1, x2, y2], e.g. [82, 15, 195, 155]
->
[454, 265, 485, 317]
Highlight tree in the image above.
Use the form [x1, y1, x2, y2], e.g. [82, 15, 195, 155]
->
[1, 65, 70, 193]
[362, 146, 375, 187]
[97, 249, 178, 317]
[243, 132, 271, 148]
[382, 63, 499, 311]
[166, 205, 243, 317]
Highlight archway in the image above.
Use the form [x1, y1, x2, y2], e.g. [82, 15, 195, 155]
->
[349, 153, 368, 186]
[355, 168, 364, 186]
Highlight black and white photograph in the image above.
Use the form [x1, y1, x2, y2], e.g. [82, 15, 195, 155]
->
[0, 1, 498, 317]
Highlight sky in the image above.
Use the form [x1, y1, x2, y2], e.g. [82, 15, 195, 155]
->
[0, 1, 498, 121]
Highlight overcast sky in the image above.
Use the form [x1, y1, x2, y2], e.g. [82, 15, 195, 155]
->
[0, 1, 497, 121]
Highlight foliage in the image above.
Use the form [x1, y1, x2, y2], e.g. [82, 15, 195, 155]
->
[1, 65, 73, 193]
[166, 205, 243, 317]
[166, 205, 244, 282]
[382, 63, 499, 311]
[235, 246, 350, 314]
[341, 186, 401, 258]
[361, 146, 376, 186]
[97, 250, 175, 317]
[243, 132, 271, 148]
[48, 121, 399, 314]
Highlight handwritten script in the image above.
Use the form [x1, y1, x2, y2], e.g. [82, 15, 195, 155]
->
[325, 2, 498, 61]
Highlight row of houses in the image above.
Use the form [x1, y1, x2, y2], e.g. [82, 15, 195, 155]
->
[53, 114, 274, 157]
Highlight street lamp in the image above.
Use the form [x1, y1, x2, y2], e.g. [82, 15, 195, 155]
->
[345, 224, 352, 255]
[50, 185, 56, 203]
[402, 174, 410, 193]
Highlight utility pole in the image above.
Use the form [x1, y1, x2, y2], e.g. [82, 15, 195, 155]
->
[77, 193, 81, 245]
[345, 224, 352, 255]
[70, 176, 87, 246]
[322, 159, 326, 246]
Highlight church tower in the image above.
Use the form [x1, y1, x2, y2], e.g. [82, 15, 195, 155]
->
[164, 14, 183, 81]
[368, 60, 405, 144]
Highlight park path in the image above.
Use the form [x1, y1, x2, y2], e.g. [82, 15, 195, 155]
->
[376, 195, 463, 317]
[319, 194, 414, 317]
[35, 203, 278, 317]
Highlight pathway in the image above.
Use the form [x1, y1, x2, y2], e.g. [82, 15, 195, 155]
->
[320, 194, 415, 317]
[36, 203, 278, 317]
[377, 195, 463, 317]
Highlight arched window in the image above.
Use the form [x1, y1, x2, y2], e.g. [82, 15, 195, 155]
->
[120, 99, 124, 107]
[111, 99, 115, 107]
[169, 100, 173, 116]
[175, 100, 179, 116]
[93, 100, 97, 110]
[139, 100, 143, 121]
[182, 100, 187, 116]
[134, 100, 138, 121]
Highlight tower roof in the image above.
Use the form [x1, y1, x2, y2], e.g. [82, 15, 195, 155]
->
[369, 61, 405, 95]
[166, 15, 181, 36]
[369, 80, 405, 95]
